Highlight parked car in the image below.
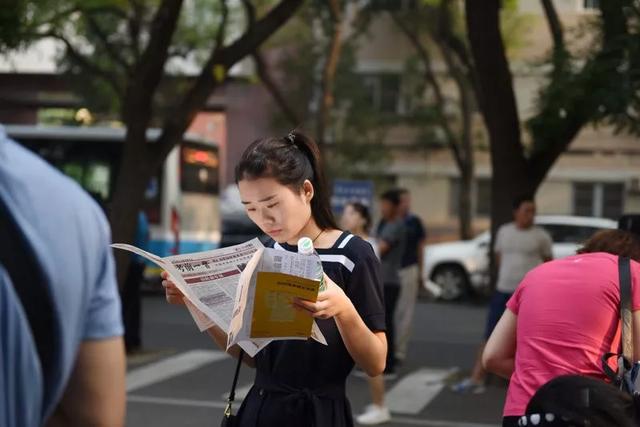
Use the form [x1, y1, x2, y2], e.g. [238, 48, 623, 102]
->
[422, 215, 618, 301]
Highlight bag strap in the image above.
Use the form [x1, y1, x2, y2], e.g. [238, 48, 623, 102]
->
[0, 195, 56, 414]
[620, 256, 634, 362]
[224, 350, 244, 417]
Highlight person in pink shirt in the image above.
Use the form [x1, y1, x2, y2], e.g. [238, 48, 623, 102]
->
[482, 229, 640, 427]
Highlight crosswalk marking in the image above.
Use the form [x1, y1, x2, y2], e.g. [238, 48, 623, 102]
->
[221, 382, 253, 401]
[127, 350, 227, 392]
[128, 394, 227, 409]
[127, 395, 498, 427]
[386, 367, 458, 415]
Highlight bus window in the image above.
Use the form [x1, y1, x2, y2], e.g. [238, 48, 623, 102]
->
[180, 144, 219, 194]
[85, 162, 110, 201]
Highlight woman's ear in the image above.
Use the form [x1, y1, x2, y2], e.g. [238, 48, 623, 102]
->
[302, 180, 314, 203]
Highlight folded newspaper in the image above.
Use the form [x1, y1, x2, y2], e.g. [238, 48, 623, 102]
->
[112, 239, 327, 357]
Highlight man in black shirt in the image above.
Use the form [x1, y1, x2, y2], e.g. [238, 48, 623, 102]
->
[395, 189, 427, 364]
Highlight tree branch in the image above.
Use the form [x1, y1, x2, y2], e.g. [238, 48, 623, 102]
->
[540, 0, 564, 50]
[84, 13, 132, 74]
[123, 0, 184, 136]
[253, 50, 301, 127]
[528, 0, 629, 189]
[154, 0, 304, 162]
[390, 12, 465, 170]
[44, 31, 123, 95]
[241, 0, 300, 126]
[316, 0, 344, 147]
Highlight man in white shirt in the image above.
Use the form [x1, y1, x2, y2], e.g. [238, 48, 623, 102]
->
[452, 195, 552, 394]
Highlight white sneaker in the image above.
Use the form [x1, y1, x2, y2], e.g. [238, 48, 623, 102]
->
[356, 404, 391, 425]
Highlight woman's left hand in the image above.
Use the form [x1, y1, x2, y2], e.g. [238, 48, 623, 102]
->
[293, 274, 354, 320]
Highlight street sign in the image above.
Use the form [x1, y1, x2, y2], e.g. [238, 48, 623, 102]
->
[331, 179, 374, 216]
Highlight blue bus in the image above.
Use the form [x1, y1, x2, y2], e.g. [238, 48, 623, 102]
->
[5, 125, 221, 276]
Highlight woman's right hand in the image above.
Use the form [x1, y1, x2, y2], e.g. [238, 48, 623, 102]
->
[161, 271, 185, 305]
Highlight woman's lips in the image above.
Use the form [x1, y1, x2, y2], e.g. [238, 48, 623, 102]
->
[268, 229, 282, 236]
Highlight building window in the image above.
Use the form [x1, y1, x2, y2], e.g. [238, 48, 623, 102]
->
[572, 182, 623, 220]
[363, 73, 401, 114]
[583, 0, 599, 10]
[449, 178, 491, 218]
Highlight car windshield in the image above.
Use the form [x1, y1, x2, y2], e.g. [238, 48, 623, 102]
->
[537, 224, 601, 244]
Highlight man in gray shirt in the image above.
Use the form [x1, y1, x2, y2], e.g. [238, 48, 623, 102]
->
[357, 189, 406, 425]
[452, 195, 552, 394]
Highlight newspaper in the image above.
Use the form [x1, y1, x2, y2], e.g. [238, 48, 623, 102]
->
[112, 239, 327, 357]
[227, 247, 328, 352]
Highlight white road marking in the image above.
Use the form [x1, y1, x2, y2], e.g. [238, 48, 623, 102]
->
[127, 350, 227, 392]
[221, 382, 253, 401]
[386, 367, 459, 415]
[127, 395, 498, 427]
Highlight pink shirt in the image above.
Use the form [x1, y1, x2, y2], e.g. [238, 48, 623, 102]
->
[504, 252, 640, 416]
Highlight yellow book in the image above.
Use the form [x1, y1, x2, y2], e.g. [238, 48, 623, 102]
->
[250, 272, 320, 339]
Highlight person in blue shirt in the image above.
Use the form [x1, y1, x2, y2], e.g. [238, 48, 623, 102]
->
[0, 126, 125, 427]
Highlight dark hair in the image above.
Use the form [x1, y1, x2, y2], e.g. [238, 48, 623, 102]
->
[577, 229, 640, 261]
[523, 375, 637, 427]
[346, 201, 372, 232]
[380, 189, 401, 206]
[512, 194, 534, 210]
[397, 188, 409, 196]
[234, 131, 338, 230]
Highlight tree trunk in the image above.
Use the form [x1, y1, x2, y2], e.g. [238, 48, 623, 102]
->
[465, 0, 533, 288]
[465, 0, 531, 232]
[109, 136, 154, 287]
[459, 167, 474, 240]
[316, 0, 343, 149]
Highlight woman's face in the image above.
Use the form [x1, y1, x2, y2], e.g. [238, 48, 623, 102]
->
[341, 204, 365, 233]
[238, 177, 312, 243]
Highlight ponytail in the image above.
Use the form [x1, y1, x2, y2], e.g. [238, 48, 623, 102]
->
[235, 131, 338, 230]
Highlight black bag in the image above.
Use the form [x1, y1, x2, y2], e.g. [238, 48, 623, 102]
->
[0, 195, 56, 420]
[221, 350, 244, 427]
[602, 256, 640, 396]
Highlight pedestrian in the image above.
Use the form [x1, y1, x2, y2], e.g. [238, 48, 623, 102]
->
[518, 375, 637, 427]
[394, 188, 427, 364]
[0, 126, 126, 427]
[356, 189, 407, 425]
[452, 195, 552, 394]
[122, 209, 149, 353]
[482, 229, 640, 426]
[163, 131, 387, 427]
[341, 201, 378, 257]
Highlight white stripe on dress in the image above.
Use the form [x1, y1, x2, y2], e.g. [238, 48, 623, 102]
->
[337, 233, 354, 249]
[319, 254, 355, 272]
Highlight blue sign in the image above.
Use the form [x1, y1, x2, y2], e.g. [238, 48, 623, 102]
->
[331, 179, 375, 216]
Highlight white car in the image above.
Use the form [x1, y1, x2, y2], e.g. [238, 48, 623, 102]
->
[422, 215, 618, 301]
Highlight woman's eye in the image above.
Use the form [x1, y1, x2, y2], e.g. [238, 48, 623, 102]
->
[247, 208, 256, 212]
[267, 203, 278, 209]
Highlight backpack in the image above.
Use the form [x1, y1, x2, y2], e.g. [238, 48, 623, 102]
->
[0, 195, 56, 422]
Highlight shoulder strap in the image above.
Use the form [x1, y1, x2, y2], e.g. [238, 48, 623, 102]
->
[0, 195, 56, 416]
[223, 350, 244, 417]
[619, 256, 634, 361]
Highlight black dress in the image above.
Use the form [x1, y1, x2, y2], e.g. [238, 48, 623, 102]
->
[235, 232, 386, 427]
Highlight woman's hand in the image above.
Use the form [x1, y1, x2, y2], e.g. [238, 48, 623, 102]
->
[293, 274, 355, 320]
[161, 271, 185, 305]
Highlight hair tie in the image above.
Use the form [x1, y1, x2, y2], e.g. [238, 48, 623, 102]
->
[286, 131, 295, 144]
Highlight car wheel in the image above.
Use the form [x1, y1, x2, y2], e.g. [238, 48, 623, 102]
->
[431, 264, 469, 301]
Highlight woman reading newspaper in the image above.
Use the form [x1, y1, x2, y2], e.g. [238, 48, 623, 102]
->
[162, 131, 387, 427]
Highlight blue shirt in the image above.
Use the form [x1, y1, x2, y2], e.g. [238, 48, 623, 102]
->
[0, 127, 123, 427]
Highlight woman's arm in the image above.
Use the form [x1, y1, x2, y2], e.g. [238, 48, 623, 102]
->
[482, 309, 517, 379]
[162, 272, 255, 367]
[294, 274, 387, 376]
